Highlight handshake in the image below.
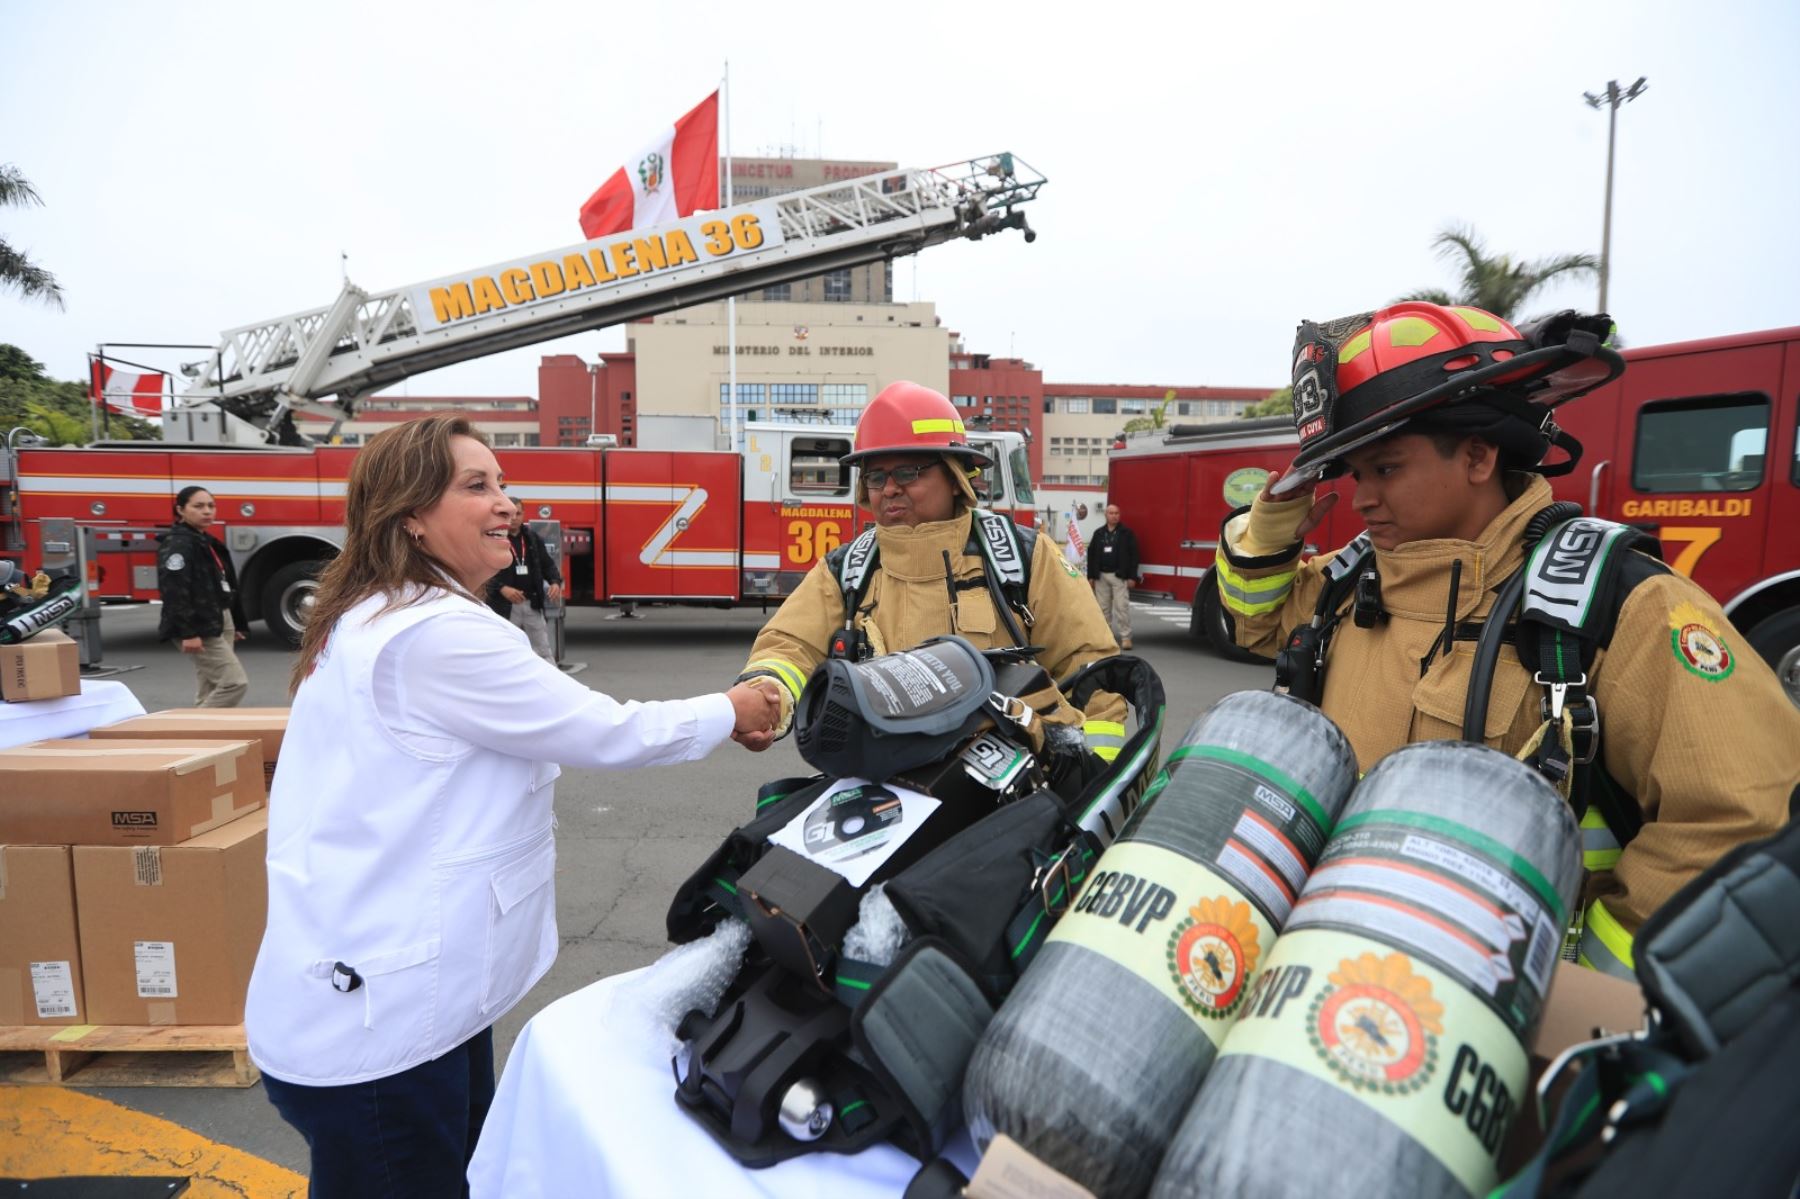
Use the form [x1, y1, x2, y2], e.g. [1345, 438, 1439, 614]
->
[725, 678, 783, 749]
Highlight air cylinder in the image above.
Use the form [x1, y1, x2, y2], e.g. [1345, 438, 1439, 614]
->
[1151, 740, 1583, 1199]
[962, 690, 1358, 1197]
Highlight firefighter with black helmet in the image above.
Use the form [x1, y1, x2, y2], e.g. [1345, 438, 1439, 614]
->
[1215, 301, 1800, 978]
[733, 381, 1129, 761]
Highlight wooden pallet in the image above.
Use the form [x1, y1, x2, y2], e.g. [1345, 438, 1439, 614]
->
[0, 1022, 258, 1088]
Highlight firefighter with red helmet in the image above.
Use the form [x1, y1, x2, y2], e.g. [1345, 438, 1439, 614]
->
[734, 381, 1128, 760]
[1216, 302, 1799, 978]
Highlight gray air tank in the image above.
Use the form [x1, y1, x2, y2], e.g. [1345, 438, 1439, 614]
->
[1151, 739, 1583, 1199]
[962, 690, 1359, 1197]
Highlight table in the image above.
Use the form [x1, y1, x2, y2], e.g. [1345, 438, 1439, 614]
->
[0, 680, 146, 749]
[470, 966, 979, 1198]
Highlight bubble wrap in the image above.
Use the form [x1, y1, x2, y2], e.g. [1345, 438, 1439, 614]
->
[841, 884, 910, 968]
[620, 919, 752, 1056]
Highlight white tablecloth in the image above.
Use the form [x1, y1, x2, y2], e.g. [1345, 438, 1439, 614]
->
[0, 679, 146, 748]
[470, 967, 979, 1198]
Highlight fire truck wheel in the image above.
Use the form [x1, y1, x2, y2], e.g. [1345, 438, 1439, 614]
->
[1746, 608, 1800, 710]
[264, 559, 326, 649]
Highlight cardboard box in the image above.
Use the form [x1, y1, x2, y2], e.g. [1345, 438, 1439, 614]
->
[0, 845, 87, 1025]
[89, 708, 289, 789]
[73, 809, 268, 1026]
[0, 738, 264, 846]
[1, 629, 80, 703]
[1530, 960, 1649, 1059]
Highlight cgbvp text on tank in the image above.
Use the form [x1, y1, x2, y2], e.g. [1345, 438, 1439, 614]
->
[1071, 871, 1176, 933]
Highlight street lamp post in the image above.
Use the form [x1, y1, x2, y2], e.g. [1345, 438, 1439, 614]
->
[1583, 77, 1648, 314]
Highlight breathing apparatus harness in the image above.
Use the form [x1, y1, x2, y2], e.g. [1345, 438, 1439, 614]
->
[826, 508, 1036, 662]
[665, 639, 1166, 1170]
[1274, 503, 1665, 845]
[0, 561, 83, 646]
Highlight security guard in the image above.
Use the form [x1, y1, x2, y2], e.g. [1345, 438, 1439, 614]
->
[733, 381, 1129, 760]
[1215, 302, 1799, 978]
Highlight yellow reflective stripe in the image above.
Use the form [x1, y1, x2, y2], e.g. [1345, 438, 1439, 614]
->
[744, 658, 807, 701]
[1091, 745, 1121, 763]
[911, 418, 965, 435]
[1216, 560, 1296, 616]
[1338, 329, 1373, 364]
[1083, 721, 1127, 738]
[1580, 806, 1622, 870]
[1387, 316, 1442, 348]
[1084, 720, 1127, 760]
[1577, 898, 1636, 979]
[1451, 306, 1505, 333]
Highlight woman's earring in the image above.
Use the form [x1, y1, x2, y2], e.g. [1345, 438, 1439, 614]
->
[406, 527, 424, 544]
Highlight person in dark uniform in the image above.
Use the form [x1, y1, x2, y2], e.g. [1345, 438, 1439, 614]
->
[485, 500, 562, 662]
[1086, 503, 1140, 649]
[157, 485, 249, 707]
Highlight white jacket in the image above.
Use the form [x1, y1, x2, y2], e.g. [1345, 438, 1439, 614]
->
[246, 588, 733, 1085]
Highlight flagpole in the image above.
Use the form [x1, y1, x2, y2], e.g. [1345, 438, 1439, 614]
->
[90, 350, 102, 443]
[725, 61, 738, 452]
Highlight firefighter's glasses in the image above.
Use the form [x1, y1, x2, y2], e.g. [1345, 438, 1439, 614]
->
[862, 463, 943, 490]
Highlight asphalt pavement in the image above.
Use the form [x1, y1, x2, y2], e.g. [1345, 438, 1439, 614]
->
[47, 597, 1275, 1175]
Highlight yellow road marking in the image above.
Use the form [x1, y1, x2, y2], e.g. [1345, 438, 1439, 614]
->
[0, 1085, 304, 1197]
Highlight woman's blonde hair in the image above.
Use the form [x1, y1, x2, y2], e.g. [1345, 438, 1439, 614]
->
[289, 414, 487, 692]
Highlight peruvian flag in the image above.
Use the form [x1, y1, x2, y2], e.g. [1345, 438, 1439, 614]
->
[89, 357, 165, 418]
[578, 91, 720, 240]
[1064, 506, 1087, 566]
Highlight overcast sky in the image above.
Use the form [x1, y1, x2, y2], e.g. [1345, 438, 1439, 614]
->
[4, 0, 1796, 400]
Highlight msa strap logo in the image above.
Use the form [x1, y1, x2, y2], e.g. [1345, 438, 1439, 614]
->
[977, 512, 1025, 585]
[839, 529, 877, 593]
[1524, 519, 1625, 626]
[111, 811, 158, 828]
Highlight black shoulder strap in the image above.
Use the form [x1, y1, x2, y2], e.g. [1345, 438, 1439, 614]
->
[828, 527, 881, 618]
[968, 510, 1036, 640]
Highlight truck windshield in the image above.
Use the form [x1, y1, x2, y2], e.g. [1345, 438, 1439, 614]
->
[1009, 445, 1035, 505]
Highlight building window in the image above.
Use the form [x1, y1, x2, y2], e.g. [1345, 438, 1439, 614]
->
[1120, 398, 1147, 415]
[523, 434, 540, 447]
[763, 282, 792, 301]
[824, 269, 852, 301]
[1092, 398, 1117, 415]
[1043, 397, 1056, 413]
[1063, 398, 1089, 414]
[790, 436, 853, 496]
[771, 383, 820, 406]
[720, 383, 768, 408]
[953, 394, 976, 407]
[822, 383, 868, 408]
[490, 433, 521, 447]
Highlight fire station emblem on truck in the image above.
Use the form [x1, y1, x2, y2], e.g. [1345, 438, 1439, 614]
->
[1669, 601, 1735, 681]
[1308, 952, 1443, 1094]
[1167, 896, 1261, 1018]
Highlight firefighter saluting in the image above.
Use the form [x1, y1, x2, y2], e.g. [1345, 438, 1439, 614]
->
[733, 381, 1128, 761]
[1215, 302, 1800, 977]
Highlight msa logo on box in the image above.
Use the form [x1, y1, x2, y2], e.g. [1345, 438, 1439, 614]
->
[111, 811, 158, 828]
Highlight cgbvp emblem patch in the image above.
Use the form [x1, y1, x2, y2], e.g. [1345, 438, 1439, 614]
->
[1309, 951, 1443, 1095]
[1668, 601, 1734, 681]
[1168, 895, 1261, 1018]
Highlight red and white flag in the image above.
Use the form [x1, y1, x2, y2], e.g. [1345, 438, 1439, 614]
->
[1064, 506, 1087, 566]
[578, 91, 720, 240]
[89, 358, 165, 418]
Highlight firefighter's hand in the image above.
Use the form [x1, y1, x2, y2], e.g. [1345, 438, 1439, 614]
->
[1263, 467, 1339, 540]
[179, 637, 203, 654]
[727, 679, 781, 744]
[501, 586, 527, 604]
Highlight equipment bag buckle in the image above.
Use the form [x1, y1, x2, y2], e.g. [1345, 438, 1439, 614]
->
[1534, 671, 1588, 722]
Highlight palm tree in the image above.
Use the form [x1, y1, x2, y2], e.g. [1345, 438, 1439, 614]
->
[1122, 390, 1176, 435]
[1399, 225, 1596, 321]
[1, 164, 64, 309]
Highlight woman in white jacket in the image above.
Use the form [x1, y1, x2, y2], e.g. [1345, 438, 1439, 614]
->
[245, 414, 776, 1197]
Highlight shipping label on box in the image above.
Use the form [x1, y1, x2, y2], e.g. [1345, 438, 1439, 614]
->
[1, 628, 80, 702]
[0, 738, 264, 845]
[31, 960, 79, 1019]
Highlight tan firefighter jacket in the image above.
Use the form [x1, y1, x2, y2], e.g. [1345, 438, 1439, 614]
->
[1216, 473, 1799, 978]
[739, 510, 1129, 758]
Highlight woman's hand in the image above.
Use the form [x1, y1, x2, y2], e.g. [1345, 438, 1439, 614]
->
[180, 636, 203, 654]
[727, 679, 783, 751]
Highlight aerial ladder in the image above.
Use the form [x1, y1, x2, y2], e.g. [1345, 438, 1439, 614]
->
[174, 154, 1045, 444]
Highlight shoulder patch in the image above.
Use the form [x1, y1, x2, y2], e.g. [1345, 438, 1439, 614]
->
[1668, 600, 1735, 681]
[1059, 554, 1081, 579]
[165, 552, 185, 571]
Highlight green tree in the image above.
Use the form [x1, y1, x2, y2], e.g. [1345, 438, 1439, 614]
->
[1122, 389, 1176, 435]
[1398, 225, 1597, 321]
[0, 344, 157, 445]
[1, 165, 64, 309]
[1240, 386, 1293, 418]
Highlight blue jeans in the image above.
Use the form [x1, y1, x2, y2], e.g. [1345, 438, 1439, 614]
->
[262, 1027, 495, 1198]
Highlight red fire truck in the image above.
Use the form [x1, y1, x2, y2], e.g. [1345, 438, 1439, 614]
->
[0, 153, 1048, 647]
[1109, 325, 1800, 703]
[0, 422, 1035, 647]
